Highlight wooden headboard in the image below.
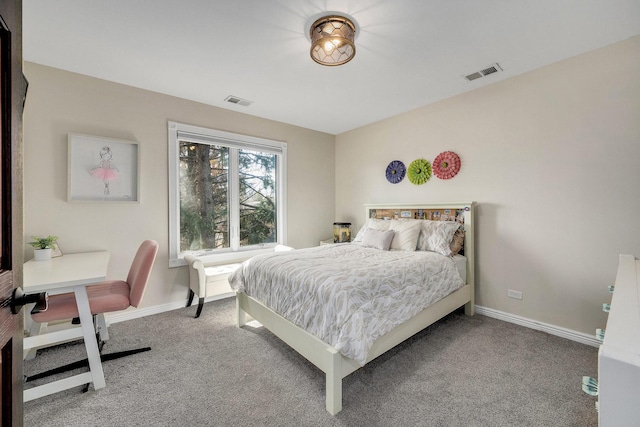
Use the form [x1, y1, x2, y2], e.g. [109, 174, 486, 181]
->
[363, 202, 475, 295]
[366, 207, 466, 223]
[363, 202, 474, 233]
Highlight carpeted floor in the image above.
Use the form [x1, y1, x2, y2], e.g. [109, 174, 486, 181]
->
[24, 298, 599, 426]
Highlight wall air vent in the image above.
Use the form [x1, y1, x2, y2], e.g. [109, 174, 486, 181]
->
[464, 63, 503, 82]
[224, 95, 253, 107]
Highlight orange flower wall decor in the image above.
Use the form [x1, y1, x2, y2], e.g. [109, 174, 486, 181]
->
[433, 151, 461, 180]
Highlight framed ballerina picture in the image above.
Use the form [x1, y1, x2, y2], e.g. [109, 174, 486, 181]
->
[67, 134, 139, 202]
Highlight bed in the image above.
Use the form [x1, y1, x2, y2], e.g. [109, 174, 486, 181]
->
[229, 202, 476, 415]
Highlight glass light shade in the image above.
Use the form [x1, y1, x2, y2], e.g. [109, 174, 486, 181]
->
[310, 15, 356, 66]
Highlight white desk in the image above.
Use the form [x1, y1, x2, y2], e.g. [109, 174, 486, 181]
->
[23, 251, 110, 402]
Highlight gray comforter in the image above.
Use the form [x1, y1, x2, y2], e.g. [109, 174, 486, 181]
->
[229, 244, 464, 365]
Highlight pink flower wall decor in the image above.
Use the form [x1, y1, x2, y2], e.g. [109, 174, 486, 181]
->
[433, 151, 461, 180]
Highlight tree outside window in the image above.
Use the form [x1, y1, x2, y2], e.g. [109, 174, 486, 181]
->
[179, 142, 229, 251]
[168, 121, 286, 266]
[238, 149, 277, 247]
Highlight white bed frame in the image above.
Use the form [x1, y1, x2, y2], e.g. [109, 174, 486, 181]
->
[235, 202, 476, 415]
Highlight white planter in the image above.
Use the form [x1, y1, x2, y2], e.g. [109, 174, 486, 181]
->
[33, 248, 52, 261]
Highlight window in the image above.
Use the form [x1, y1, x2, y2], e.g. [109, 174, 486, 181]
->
[168, 122, 287, 267]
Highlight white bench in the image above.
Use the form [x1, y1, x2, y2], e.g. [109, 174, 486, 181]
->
[183, 245, 294, 318]
[183, 255, 240, 318]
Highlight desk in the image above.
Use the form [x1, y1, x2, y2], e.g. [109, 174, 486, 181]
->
[23, 251, 110, 402]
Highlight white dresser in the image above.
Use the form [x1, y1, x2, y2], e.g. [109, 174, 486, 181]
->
[596, 254, 640, 425]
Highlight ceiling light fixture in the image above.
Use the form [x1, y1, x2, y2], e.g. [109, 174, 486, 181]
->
[309, 15, 356, 66]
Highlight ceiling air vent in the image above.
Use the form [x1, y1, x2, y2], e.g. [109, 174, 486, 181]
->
[465, 72, 483, 81]
[224, 95, 253, 107]
[464, 63, 503, 82]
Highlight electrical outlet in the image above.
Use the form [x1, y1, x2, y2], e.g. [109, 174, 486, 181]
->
[508, 289, 523, 300]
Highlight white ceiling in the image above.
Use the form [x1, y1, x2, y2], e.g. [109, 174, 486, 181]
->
[23, 1, 640, 135]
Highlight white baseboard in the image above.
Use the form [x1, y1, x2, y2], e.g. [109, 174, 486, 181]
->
[474, 305, 600, 348]
[105, 293, 235, 325]
[105, 297, 600, 349]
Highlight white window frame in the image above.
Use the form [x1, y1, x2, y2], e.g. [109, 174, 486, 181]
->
[168, 121, 287, 267]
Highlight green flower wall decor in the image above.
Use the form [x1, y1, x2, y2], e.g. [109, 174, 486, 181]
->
[407, 158, 432, 185]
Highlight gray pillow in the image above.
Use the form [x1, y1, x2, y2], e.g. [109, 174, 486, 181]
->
[361, 228, 395, 251]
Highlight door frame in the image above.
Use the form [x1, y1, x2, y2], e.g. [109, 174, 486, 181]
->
[0, 0, 26, 425]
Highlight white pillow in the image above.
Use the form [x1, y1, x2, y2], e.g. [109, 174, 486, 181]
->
[417, 220, 461, 256]
[360, 228, 395, 251]
[353, 219, 391, 242]
[389, 220, 421, 251]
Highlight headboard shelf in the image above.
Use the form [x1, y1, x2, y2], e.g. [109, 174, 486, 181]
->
[364, 202, 474, 226]
[368, 207, 464, 222]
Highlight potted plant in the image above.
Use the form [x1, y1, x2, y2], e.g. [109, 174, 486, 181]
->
[28, 235, 58, 261]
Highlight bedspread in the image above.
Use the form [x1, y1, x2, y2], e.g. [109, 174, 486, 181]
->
[228, 244, 464, 366]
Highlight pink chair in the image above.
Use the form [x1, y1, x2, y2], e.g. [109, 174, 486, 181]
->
[27, 240, 159, 387]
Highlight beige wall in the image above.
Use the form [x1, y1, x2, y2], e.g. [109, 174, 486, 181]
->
[23, 63, 335, 308]
[336, 36, 640, 335]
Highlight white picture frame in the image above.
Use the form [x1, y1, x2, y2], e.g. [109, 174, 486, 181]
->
[67, 134, 139, 202]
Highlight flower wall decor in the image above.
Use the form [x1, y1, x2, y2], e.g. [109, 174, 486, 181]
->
[407, 158, 432, 185]
[433, 151, 461, 180]
[385, 160, 406, 184]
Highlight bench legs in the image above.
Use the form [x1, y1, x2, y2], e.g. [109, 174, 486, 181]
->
[186, 289, 195, 308]
[186, 290, 204, 318]
[195, 298, 204, 318]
